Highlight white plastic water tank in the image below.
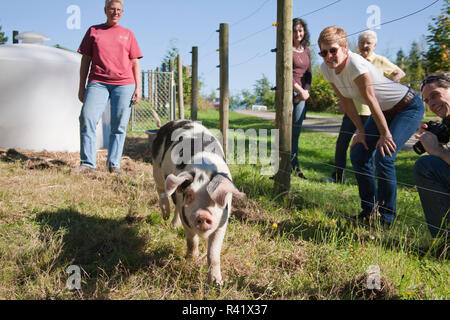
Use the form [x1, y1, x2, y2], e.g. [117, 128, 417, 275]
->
[0, 31, 110, 152]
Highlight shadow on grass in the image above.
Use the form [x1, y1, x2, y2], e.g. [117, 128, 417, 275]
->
[123, 135, 152, 163]
[36, 207, 175, 297]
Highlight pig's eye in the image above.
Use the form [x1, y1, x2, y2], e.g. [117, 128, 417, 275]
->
[184, 189, 195, 204]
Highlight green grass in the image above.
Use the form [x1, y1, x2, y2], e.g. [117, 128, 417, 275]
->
[0, 111, 448, 300]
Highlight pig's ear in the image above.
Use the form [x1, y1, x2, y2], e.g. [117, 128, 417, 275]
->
[207, 174, 246, 209]
[164, 172, 194, 198]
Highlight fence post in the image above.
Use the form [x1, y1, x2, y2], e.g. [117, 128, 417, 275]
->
[154, 67, 159, 112]
[219, 23, 229, 158]
[12, 30, 19, 44]
[141, 71, 145, 99]
[274, 0, 292, 194]
[191, 46, 199, 121]
[149, 70, 153, 106]
[177, 54, 185, 119]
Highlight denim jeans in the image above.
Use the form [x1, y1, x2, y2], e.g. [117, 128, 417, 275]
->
[79, 81, 135, 169]
[291, 100, 306, 171]
[331, 114, 369, 182]
[350, 93, 424, 223]
[414, 155, 450, 239]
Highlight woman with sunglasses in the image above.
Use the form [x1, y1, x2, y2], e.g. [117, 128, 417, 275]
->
[290, 18, 312, 179]
[73, 0, 143, 175]
[318, 26, 424, 226]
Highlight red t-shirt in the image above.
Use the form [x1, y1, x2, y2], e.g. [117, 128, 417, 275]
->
[78, 24, 143, 85]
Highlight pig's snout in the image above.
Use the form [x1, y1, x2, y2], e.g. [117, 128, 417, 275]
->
[196, 211, 213, 231]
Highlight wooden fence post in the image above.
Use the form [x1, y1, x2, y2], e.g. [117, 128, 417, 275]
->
[219, 23, 229, 158]
[191, 46, 199, 121]
[177, 54, 184, 119]
[274, 0, 293, 194]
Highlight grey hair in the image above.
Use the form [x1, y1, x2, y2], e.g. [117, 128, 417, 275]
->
[359, 30, 378, 44]
[105, 0, 123, 8]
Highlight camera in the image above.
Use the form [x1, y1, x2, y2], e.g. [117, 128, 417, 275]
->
[413, 119, 450, 155]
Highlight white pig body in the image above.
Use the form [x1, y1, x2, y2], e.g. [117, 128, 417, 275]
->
[151, 120, 244, 284]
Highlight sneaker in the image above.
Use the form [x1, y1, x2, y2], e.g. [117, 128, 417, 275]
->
[108, 166, 125, 175]
[322, 177, 336, 183]
[71, 165, 94, 174]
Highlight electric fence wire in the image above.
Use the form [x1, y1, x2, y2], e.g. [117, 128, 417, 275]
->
[268, 178, 449, 259]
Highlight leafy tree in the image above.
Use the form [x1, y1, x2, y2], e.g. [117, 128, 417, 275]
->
[0, 25, 8, 45]
[160, 40, 202, 106]
[424, 0, 449, 72]
[396, 49, 406, 70]
[239, 89, 257, 109]
[308, 65, 339, 112]
[397, 41, 427, 92]
[253, 74, 275, 109]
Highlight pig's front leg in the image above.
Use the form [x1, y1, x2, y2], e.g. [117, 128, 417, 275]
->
[207, 224, 227, 285]
[171, 194, 182, 228]
[156, 186, 171, 220]
[185, 231, 199, 259]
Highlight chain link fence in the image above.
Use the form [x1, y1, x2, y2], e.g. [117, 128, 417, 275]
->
[131, 70, 175, 132]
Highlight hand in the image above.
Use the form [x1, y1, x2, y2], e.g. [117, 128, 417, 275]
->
[415, 131, 441, 156]
[132, 89, 141, 105]
[376, 135, 397, 158]
[78, 87, 86, 103]
[350, 131, 369, 151]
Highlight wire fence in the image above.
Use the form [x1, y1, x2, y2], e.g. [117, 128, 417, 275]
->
[131, 70, 175, 132]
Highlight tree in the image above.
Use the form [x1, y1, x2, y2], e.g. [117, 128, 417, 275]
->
[159, 40, 202, 106]
[253, 74, 275, 109]
[0, 25, 8, 45]
[396, 49, 406, 70]
[424, 0, 449, 72]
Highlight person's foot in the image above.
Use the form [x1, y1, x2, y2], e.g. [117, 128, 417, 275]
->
[293, 168, 307, 179]
[322, 177, 336, 183]
[108, 166, 125, 175]
[71, 165, 95, 174]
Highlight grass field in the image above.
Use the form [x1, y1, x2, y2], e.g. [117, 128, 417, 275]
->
[0, 109, 448, 300]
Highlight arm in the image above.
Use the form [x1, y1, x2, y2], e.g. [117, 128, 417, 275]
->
[131, 58, 141, 105]
[389, 67, 406, 83]
[330, 82, 368, 150]
[78, 54, 91, 103]
[354, 73, 396, 157]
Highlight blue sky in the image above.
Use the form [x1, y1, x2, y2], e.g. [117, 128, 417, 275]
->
[0, 0, 443, 96]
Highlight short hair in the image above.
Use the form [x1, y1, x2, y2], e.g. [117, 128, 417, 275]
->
[421, 71, 450, 92]
[358, 30, 378, 44]
[318, 26, 347, 49]
[293, 18, 310, 48]
[105, 0, 123, 8]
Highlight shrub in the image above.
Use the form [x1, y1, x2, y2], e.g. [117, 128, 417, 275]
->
[308, 67, 339, 113]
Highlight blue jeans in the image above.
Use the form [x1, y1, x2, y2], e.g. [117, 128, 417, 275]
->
[291, 100, 306, 171]
[350, 93, 424, 223]
[79, 81, 135, 169]
[331, 114, 369, 182]
[414, 155, 450, 239]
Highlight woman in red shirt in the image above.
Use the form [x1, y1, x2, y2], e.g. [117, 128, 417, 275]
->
[72, 0, 143, 175]
[291, 18, 312, 179]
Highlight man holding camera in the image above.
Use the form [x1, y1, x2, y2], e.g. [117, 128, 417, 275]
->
[414, 72, 450, 245]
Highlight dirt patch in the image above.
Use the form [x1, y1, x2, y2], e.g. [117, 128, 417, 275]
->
[332, 272, 399, 300]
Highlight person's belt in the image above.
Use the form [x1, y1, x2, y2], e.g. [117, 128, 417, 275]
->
[383, 88, 415, 117]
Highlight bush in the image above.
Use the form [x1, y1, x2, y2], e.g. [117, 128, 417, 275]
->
[308, 68, 339, 113]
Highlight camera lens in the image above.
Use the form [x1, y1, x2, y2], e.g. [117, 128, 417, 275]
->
[413, 141, 426, 155]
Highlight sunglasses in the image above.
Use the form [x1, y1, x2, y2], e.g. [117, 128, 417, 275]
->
[319, 47, 339, 58]
[420, 75, 448, 92]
